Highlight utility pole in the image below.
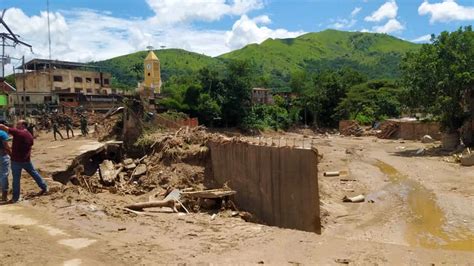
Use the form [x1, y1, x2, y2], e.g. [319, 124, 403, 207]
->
[1, 36, 4, 79]
[47, 0, 52, 60]
[12, 65, 19, 118]
[22, 55, 26, 118]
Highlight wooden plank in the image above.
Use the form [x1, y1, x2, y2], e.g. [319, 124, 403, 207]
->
[181, 189, 236, 199]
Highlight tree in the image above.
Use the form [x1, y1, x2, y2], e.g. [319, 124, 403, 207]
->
[130, 63, 143, 81]
[221, 60, 255, 127]
[335, 79, 402, 125]
[196, 93, 221, 126]
[401, 26, 473, 133]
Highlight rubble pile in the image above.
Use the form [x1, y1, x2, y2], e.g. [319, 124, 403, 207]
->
[377, 121, 399, 139]
[340, 121, 364, 137]
[75, 126, 224, 197]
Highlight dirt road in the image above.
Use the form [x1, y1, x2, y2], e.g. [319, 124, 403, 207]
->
[0, 131, 472, 265]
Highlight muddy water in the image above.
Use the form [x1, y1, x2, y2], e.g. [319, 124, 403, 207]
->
[375, 160, 474, 251]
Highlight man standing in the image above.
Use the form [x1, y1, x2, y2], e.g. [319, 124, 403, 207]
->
[0, 120, 48, 203]
[0, 121, 10, 201]
[52, 119, 65, 141]
[65, 115, 75, 138]
[80, 115, 88, 136]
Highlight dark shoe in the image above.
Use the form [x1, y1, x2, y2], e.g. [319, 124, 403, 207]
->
[8, 198, 20, 204]
[1, 191, 7, 202]
[38, 187, 49, 196]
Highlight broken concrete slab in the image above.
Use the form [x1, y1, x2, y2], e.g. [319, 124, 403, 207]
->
[124, 163, 137, 170]
[99, 160, 116, 186]
[123, 158, 134, 165]
[132, 164, 147, 177]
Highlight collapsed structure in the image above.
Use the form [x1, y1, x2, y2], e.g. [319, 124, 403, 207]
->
[52, 124, 322, 233]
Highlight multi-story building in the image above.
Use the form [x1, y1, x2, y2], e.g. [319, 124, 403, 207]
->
[13, 59, 120, 113]
[251, 88, 274, 105]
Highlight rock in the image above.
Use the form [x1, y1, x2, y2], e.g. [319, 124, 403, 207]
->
[132, 164, 147, 177]
[99, 160, 116, 186]
[460, 152, 474, 166]
[123, 158, 133, 165]
[118, 172, 128, 182]
[124, 163, 137, 170]
[415, 148, 425, 155]
[421, 135, 434, 143]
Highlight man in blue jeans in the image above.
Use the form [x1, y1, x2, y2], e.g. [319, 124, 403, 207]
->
[0, 121, 11, 201]
[0, 120, 48, 203]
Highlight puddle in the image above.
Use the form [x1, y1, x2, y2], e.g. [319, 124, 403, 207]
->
[58, 238, 97, 250]
[375, 160, 474, 251]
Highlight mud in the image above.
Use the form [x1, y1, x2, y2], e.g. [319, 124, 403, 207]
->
[0, 130, 472, 264]
[375, 160, 474, 251]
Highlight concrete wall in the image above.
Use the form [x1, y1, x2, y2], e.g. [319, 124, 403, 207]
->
[209, 141, 320, 233]
[398, 121, 441, 140]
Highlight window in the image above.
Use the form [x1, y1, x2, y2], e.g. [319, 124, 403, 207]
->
[21, 96, 30, 102]
[59, 98, 65, 102]
[95, 89, 101, 94]
[75, 88, 82, 93]
[74, 77, 83, 83]
[44, 96, 52, 102]
[53, 75, 63, 82]
[86, 88, 92, 93]
[54, 87, 62, 91]
[86, 78, 92, 83]
[94, 78, 100, 84]
[103, 78, 109, 85]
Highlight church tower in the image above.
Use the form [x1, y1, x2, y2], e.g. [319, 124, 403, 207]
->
[143, 50, 161, 94]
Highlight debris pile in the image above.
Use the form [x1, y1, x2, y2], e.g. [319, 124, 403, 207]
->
[377, 121, 399, 139]
[339, 121, 363, 137]
[68, 126, 243, 215]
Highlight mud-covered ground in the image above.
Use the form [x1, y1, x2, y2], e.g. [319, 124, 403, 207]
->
[0, 129, 473, 265]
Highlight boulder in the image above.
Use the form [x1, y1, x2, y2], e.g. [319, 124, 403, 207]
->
[132, 164, 147, 177]
[421, 135, 434, 143]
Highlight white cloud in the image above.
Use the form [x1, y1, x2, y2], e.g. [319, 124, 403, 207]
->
[418, 0, 474, 23]
[329, 7, 361, 30]
[351, 7, 362, 17]
[365, 0, 398, 22]
[411, 34, 433, 43]
[330, 19, 357, 30]
[225, 15, 305, 50]
[2, 5, 304, 74]
[146, 0, 264, 24]
[372, 18, 404, 33]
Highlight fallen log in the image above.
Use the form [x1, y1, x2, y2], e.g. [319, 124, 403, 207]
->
[124, 199, 177, 212]
[181, 189, 236, 199]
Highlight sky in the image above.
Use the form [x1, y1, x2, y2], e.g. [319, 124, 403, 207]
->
[0, 0, 473, 69]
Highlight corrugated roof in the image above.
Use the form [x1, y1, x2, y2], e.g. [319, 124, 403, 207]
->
[0, 81, 16, 92]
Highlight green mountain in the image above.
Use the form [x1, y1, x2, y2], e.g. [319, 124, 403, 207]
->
[94, 30, 420, 89]
[92, 49, 223, 88]
[220, 29, 420, 82]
